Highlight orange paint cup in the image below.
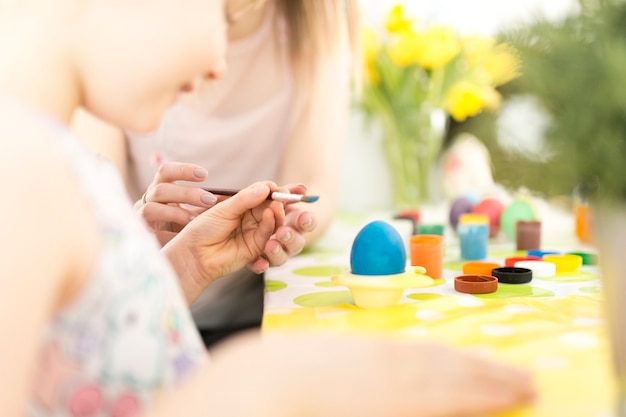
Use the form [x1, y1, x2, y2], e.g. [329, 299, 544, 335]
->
[462, 261, 501, 276]
[410, 234, 444, 279]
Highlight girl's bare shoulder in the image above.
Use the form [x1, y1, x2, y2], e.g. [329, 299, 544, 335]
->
[0, 103, 98, 301]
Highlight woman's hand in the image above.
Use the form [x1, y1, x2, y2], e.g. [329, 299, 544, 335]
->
[137, 162, 220, 245]
[247, 184, 318, 274]
[138, 162, 318, 273]
[162, 181, 285, 303]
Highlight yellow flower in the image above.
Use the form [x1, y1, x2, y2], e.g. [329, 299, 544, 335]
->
[359, 5, 521, 127]
[446, 82, 501, 121]
[387, 28, 424, 67]
[484, 43, 521, 86]
[362, 27, 380, 61]
[361, 27, 380, 83]
[415, 26, 462, 69]
[364, 61, 379, 84]
[462, 35, 496, 68]
[481, 86, 502, 110]
[462, 36, 521, 86]
[385, 4, 414, 34]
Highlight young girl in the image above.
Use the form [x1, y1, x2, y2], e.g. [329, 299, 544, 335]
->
[72, 0, 360, 347]
[0, 0, 535, 416]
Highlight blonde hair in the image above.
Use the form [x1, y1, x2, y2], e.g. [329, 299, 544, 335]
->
[275, 0, 360, 76]
[274, 0, 361, 120]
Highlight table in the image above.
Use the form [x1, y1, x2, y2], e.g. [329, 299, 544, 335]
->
[261, 207, 617, 417]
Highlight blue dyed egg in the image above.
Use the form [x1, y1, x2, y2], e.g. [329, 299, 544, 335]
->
[350, 220, 406, 275]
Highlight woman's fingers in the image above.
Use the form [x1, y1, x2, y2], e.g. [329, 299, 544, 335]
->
[260, 204, 316, 267]
[143, 182, 217, 207]
[282, 183, 307, 196]
[153, 161, 208, 184]
[285, 206, 317, 234]
[137, 201, 204, 230]
[263, 226, 306, 267]
[247, 256, 270, 275]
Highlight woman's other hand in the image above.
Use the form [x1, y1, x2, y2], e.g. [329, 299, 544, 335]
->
[247, 183, 318, 274]
[163, 181, 284, 303]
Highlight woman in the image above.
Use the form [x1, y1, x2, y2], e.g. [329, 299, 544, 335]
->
[0, 0, 535, 415]
[72, 0, 360, 347]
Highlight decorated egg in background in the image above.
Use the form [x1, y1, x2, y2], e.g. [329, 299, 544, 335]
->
[500, 200, 537, 241]
[395, 209, 420, 224]
[449, 196, 475, 230]
[350, 220, 406, 276]
[394, 209, 420, 235]
[471, 198, 504, 237]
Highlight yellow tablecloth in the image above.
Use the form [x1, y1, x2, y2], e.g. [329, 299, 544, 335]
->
[262, 213, 617, 417]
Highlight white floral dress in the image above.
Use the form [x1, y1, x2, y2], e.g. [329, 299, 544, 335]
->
[28, 116, 207, 417]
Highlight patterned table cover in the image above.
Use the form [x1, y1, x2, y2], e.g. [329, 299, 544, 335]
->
[262, 209, 617, 417]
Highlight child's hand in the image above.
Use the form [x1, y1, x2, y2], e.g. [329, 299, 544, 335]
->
[211, 333, 536, 417]
[162, 181, 285, 302]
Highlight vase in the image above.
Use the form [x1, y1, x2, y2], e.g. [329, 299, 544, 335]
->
[594, 204, 626, 416]
[380, 105, 448, 210]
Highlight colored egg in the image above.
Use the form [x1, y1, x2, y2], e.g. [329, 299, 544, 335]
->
[449, 197, 475, 230]
[472, 198, 504, 237]
[396, 209, 420, 224]
[500, 200, 536, 241]
[394, 209, 420, 235]
[350, 220, 406, 276]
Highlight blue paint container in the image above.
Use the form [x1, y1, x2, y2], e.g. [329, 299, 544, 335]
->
[458, 223, 489, 260]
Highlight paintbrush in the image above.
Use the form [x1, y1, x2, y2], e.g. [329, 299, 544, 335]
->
[203, 188, 319, 203]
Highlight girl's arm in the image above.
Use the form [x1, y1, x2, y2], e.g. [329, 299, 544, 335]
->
[142, 331, 536, 417]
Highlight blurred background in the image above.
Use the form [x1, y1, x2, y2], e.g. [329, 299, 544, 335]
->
[339, 0, 579, 213]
